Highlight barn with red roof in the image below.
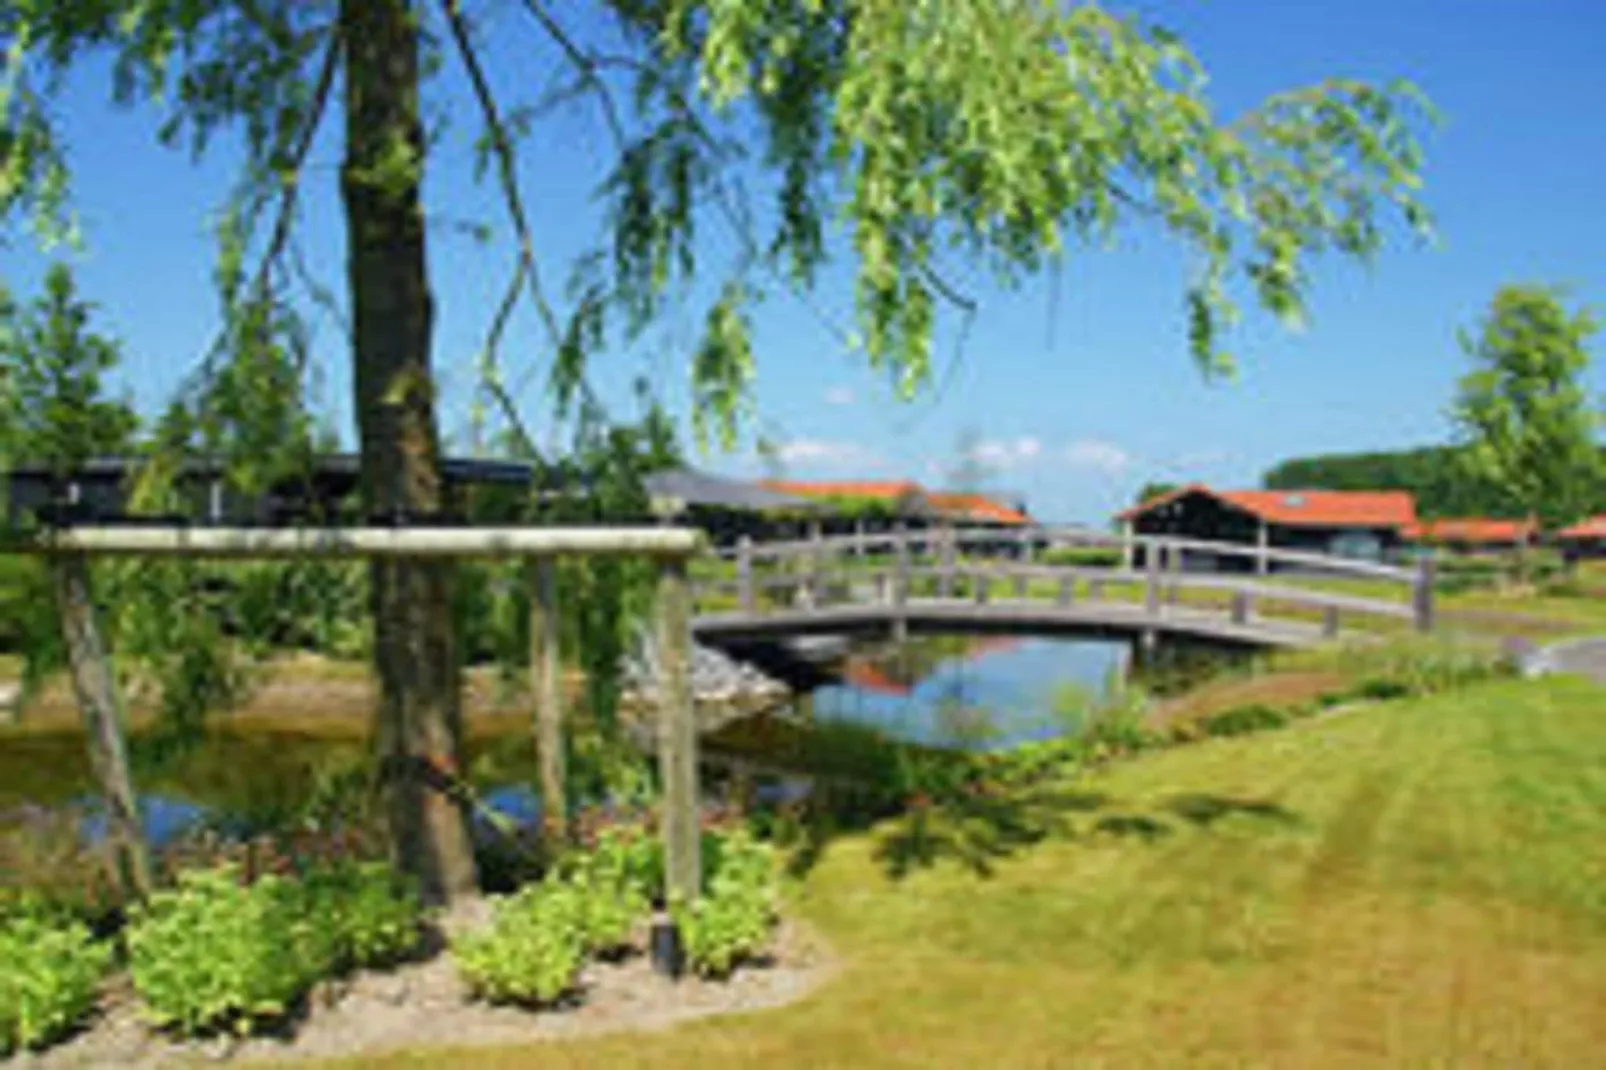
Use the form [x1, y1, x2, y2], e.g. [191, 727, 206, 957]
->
[1115, 483, 1419, 571]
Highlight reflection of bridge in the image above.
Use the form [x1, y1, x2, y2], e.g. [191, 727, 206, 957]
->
[691, 526, 1436, 651]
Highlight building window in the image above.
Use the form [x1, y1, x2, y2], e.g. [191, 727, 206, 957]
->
[1329, 531, 1382, 561]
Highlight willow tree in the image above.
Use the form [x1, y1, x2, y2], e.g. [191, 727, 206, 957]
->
[1, 0, 1434, 904]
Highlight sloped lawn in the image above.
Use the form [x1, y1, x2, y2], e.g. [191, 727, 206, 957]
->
[349, 674, 1606, 1068]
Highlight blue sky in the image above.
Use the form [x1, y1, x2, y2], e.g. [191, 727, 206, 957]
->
[6, 0, 1604, 524]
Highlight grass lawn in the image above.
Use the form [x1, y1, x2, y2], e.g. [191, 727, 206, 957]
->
[336, 674, 1606, 1068]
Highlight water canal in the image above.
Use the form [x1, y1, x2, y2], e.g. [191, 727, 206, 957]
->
[0, 633, 1245, 852]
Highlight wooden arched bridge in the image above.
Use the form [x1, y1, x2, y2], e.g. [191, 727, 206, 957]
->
[690, 526, 1437, 651]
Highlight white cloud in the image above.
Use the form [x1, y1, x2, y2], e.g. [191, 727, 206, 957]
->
[964, 436, 1043, 469]
[774, 438, 882, 469]
[1063, 438, 1135, 477]
[1167, 447, 1236, 470]
[823, 386, 857, 407]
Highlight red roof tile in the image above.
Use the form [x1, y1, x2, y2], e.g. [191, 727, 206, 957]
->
[1557, 514, 1606, 540]
[759, 479, 924, 501]
[1118, 485, 1417, 528]
[1403, 517, 1536, 544]
[924, 491, 1030, 526]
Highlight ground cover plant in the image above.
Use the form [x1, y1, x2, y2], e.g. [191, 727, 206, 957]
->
[0, 905, 112, 1056]
[456, 819, 783, 1002]
[124, 858, 426, 1038]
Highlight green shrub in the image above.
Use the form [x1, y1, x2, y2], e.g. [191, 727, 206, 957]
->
[561, 827, 654, 955]
[125, 864, 324, 1037]
[673, 828, 777, 979]
[0, 910, 112, 1056]
[1352, 676, 1412, 701]
[1200, 703, 1289, 738]
[454, 883, 588, 1007]
[985, 736, 1085, 787]
[295, 861, 424, 973]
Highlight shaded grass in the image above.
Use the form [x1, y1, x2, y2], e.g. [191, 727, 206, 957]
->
[323, 674, 1606, 1068]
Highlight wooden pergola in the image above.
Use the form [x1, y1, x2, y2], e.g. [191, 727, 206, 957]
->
[2, 524, 708, 905]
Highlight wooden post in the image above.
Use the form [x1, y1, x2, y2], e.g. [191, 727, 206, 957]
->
[894, 522, 910, 608]
[1323, 604, 1341, 639]
[1057, 573, 1074, 607]
[939, 526, 957, 599]
[807, 522, 824, 608]
[1120, 520, 1135, 570]
[531, 557, 566, 841]
[736, 535, 754, 613]
[974, 565, 991, 605]
[1145, 539, 1162, 616]
[1414, 553, 1437, 633]
[54, 553, 152, 901]
[1256, 521, 1270, 576]
[1231, 590, 1251, 625]
[656, 559, 701, 906]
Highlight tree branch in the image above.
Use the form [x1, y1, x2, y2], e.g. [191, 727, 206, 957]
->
[246, 31, 340, 305]
[517, 0, 628, 151]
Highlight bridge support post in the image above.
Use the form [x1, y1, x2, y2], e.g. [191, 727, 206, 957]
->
[656, 558, 701, 908]
[737, 535, 754, 613]
[532, 557, 567, 843]
[894, 524, 911, 607]
[1145, 541, 1162, 617]
[1256, 521, 1270, 575]
[1323, 604, 1341, 638]
[1414, 553, 1437, 633]
[1120, 521, 1135, 570]
[939, 526, 957, 598]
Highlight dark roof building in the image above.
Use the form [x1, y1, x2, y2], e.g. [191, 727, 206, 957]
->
[1116, 484, 1418, 569]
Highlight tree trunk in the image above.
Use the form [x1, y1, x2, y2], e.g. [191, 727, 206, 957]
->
[340, 0, 478, 904]
[54, 554, 152, 902]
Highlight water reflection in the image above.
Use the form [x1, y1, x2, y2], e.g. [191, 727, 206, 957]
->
[801, 635, 1131, 751]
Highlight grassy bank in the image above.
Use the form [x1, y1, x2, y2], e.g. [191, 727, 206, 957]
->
[344, 673, 1606, 1068]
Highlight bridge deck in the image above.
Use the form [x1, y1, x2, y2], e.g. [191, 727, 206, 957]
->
[693, 596, 1322, 648]
[690, 524, 1435, 650]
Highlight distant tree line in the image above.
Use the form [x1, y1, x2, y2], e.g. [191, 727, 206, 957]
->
[1261, 443, 1606, 520]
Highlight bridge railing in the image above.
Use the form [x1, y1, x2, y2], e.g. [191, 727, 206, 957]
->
[693, 525, 1436, 638]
